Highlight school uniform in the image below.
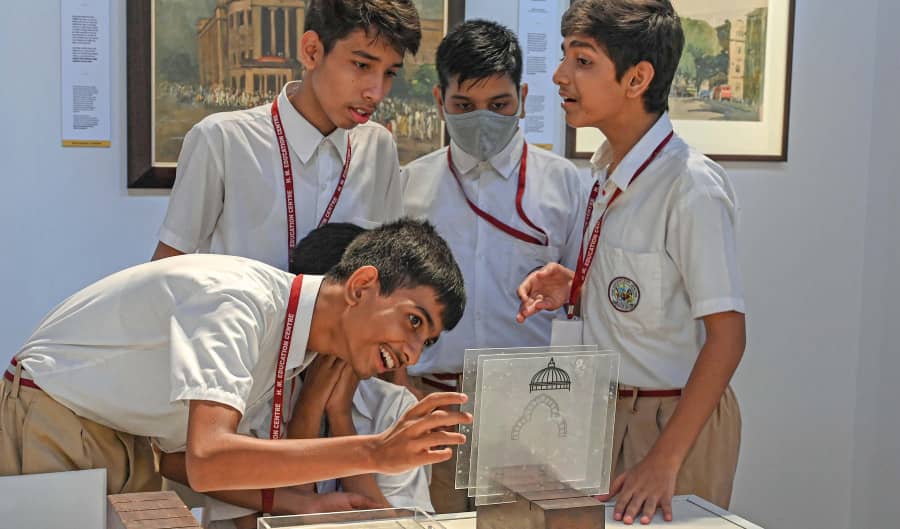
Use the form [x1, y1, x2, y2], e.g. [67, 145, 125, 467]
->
[401, 129, 587, 512]
[581, 113, 744, 508]
[0, 254, 321, 493]
[159, 81, 403, 270]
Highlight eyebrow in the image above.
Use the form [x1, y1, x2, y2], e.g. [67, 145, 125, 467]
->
[449, 93, 514, 101]
[352, 50, 403, 69]
[562, 39, 599, 52]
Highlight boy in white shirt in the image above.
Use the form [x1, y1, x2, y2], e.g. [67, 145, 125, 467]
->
[152, 0, 422, 270]
[518, 0, 745, 524]
[159, 224, 433, 527]
[1, 219, 469, 510]
[398, 19, 587, 513]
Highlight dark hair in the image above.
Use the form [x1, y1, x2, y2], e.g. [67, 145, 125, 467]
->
[562, 0, 684, 114]
[290, 223, 368, 275]
[436, 19, 523, 96]
[326, 218, 466, 331]
[305, 0, 422, 57]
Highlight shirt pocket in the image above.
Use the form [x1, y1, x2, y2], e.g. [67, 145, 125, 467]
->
[595, 245, 663, 330]
[507, 240, 561, 301]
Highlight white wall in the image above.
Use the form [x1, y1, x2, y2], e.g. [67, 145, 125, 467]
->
[850, 0, 900, 526]
[1, 1, 898, 528]
[0, 1, 169, 351]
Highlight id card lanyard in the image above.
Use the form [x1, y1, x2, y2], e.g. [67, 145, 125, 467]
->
[261, 274, 304, 514]
[447, 143, 549, 246]
[272, 97, 352, 256]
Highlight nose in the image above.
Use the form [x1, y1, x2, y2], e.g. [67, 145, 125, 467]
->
[363, 76, 387, 104]
[553, 60, 568, 86]
[403, 338, 424, 367]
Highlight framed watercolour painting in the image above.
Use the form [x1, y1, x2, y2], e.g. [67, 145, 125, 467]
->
[127, 0, 464, 188]
[566, 0, 795, 162]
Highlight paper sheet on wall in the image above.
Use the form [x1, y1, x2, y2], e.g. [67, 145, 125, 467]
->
[518, 0, 561, 152]
[61, 0, 111, 147]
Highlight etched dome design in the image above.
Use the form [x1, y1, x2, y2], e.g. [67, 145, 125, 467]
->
[529, 358, 571, 392]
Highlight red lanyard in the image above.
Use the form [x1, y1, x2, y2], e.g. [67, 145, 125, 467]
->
[566, 131, 674, 318]
[447, 143, 549, 246]
[262, 273, 304, 514]
[271, 98, 352, 255]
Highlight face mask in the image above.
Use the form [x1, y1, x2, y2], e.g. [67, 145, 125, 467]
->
[443, 94, 521, 161]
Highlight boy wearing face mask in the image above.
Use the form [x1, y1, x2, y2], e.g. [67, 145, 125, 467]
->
[398, 19, 588, 513]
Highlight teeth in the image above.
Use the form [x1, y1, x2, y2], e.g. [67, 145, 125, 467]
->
[380, 347, 395, 369]
[355, 108, 369, 116]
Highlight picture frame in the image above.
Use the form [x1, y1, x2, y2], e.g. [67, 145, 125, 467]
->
[566, 0, 795, 162]
[127, 0, 465, 188]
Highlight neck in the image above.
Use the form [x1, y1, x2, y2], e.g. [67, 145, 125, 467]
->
[601, 110, 662, 172]
[291, 79, 338, 136]
[306, 280, 345, 358]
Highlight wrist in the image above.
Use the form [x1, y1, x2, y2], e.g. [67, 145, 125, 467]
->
[327, 412, 356, 436]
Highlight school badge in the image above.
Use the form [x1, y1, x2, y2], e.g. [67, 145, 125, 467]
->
[608, 276, 640, 312]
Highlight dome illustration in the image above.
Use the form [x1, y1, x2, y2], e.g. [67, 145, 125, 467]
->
[529, 358, 571, 392]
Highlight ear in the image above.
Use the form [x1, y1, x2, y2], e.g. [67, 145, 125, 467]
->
[299, 30, 325, 71]
[344, 265, 380, 307]
[625, 61, 655, 101]
[519, 83, 529, 118]
[432, 85, 445, 121]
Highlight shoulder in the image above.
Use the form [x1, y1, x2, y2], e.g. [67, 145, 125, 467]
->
[658, 137, 737, 210]
[356, 378, 417, 417]
[403, 146, 449, 174]
[350, 120, 394, 145]
[188, 104, 271, 140]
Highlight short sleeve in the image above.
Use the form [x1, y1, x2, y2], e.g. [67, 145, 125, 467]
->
[158, 122, 226, 253]
[168, 289, 265, 414]
[666, 172, 745, 319]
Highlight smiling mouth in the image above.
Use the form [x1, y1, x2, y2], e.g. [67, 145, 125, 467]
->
[379, 345, 398, 370]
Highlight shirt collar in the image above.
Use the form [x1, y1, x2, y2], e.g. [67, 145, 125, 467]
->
[277, 81, 350, 167]
[286, 274, 325, 372]
[351, 384, 373, 421]
[590, 112, 674, 191]
[449, 128, 524, 180]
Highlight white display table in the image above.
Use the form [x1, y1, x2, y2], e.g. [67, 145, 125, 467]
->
[432, 496, 764, 529]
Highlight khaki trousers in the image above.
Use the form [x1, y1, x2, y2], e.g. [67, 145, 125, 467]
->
[611, 385, 741, 509]
[409, 375, 471, 514]
[0, 364, 160, 494]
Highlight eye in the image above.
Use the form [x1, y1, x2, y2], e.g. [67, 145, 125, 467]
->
[490, 102, 508, 111]
[456, 103, 473, 112]
[577, 57, 592, 66]
[424, 337, 437, 348]
[409, 314, 422, 328]
[354, 61, 369, 70]
[386, 70, 399, 78]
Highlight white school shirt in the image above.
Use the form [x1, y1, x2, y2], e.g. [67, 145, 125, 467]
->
[200, 377, 433, 523]
[581, 113, 745, 389]
[402, 130, 587, 375]
[159, 80, 403, 270]
[14, 254, 321, 453]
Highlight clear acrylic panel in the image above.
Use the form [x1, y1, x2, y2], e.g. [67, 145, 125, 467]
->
[454, 346, 618, 505]
[257, 508, 444, 529]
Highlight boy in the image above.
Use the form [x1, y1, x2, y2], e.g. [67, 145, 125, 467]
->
[161, 224, 434, 527]
[1, 219, 470, 507]
[399, 19, 587, 513]
[517, 1, 745, 524]
[152, 0, 421, 270]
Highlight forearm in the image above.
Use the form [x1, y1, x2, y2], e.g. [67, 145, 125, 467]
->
[328, 414, 391, 507]
[186, 430, 377, 492]
[151, 241, 185, 261]
[159, 451, 269, 513]
[649, 312, 745, 466]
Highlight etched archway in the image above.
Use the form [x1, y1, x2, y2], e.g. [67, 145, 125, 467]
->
[510, 394, 568, 440]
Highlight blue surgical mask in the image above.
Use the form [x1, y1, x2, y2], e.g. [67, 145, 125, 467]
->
[444, 94, 521, 162]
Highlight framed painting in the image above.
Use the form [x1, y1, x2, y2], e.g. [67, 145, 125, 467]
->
[566, 0, 795, 162]
[127, 0, 465, 188]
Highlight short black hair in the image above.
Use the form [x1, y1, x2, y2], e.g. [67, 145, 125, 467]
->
[305, 0, 422, 57]
[562, 0, 684, 114]
[326, 218, 466, 331]
[436, 19, 523, 96]
[290, 223, 368, 275]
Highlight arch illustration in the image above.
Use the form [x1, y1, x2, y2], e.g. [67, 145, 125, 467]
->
[510, 394, 568, 441]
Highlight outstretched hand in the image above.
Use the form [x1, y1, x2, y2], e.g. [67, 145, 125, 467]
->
[516, 263, 575, 322]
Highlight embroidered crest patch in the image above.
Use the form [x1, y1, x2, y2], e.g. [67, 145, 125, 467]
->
[608, 277, 640, 312]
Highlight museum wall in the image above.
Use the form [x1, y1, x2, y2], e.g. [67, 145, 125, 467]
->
[0, 1, 898, 528]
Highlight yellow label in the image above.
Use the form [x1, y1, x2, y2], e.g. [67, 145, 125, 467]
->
[533, 143, 554, 151]
[62, 140, 111, 148]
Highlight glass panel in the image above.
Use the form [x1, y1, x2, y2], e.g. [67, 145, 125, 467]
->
[258, 507, 444, 529]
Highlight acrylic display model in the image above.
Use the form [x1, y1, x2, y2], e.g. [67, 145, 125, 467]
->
[456, 346, 619, 529]
[257, 507, 445, 529]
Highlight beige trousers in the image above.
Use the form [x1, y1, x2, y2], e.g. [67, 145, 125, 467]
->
[0, 364, 160, 494]
[611, 385, 741, 509]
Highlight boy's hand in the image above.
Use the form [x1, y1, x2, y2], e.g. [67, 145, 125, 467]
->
[596, 453, 678, 525]
[298, 354, 344, 412]
[516, 263, 575, 322]
[325, 360, 359, 422]
[274, 486, 381, 515]
[372, 392, 472, 474]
